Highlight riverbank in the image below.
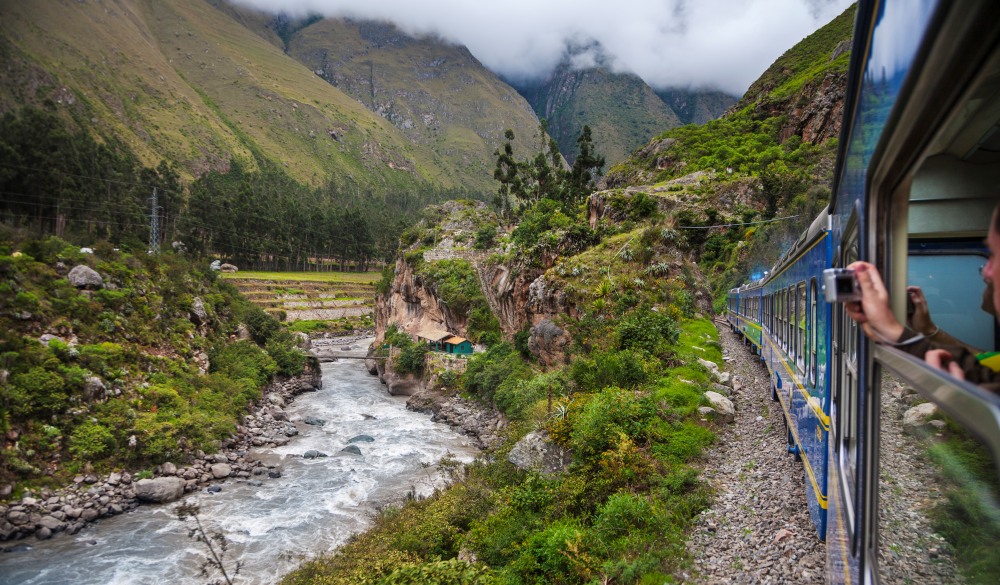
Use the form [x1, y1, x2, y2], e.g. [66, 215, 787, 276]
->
[0, 366, 322, 545]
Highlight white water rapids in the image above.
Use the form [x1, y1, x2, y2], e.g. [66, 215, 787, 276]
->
[0, 359, 479, 584]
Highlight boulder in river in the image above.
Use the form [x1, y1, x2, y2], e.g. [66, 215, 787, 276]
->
[347, 435, 375, 444]
[302, 450, 328, 459]
[303, 416, 327, 426]
[135, 477, 186, 503]
[339, 445, 362, 456]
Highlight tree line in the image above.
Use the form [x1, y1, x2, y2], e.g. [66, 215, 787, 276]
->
[0, 105, 482, 271]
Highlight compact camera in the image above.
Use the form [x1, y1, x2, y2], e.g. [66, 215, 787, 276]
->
[823, 268, 860, 303]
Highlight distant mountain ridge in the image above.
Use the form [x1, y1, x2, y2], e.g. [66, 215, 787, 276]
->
[510, 55, 736, 166]
[0, 0, 540, 193]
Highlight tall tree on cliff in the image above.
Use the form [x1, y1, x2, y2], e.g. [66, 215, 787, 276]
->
[493, 122, 605, 219]
[566, 125, 605, 205]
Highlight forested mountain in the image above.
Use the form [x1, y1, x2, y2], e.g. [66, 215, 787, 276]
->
[0, 0, 545, 269]
[0, 0, 539, 193]
[511, 60, 682, 167]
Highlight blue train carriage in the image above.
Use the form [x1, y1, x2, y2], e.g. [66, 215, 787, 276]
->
[726, 281, 763, 352]
[825, 1, 1000, 583]
[757, 209, 833, 540]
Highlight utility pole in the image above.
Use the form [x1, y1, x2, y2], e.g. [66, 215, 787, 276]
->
[149, 187, 161, 254]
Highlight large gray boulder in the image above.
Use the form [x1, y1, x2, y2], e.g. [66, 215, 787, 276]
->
[68, 265, 103, 289]
[190, 297, 208, 326]
[704, 391, 735, 424]
[507, 431, 570, 475]
[135, 477, 186, 503]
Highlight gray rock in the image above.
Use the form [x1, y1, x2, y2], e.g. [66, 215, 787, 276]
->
[67, 265, 103, 289]
[159, 462, 177, 476]
[347, 435, 375, 444]
[903, 402, 938, 434]
[134, 477, 186, 503]
[267, 470, 282, 479]
[338, 445, 362, 456]
[210, 463, 232, 479]
[303, 416, 326, 426]
[205, 485, 222, 493]
[704, 391, 736, 423]
[190, 297, 208, 325]
[302, 450, 328, 459]
[37, 515, 65, 531]
[507, 431, 570, 475]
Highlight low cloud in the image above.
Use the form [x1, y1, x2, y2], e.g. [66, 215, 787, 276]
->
[232, 0, 853, 95]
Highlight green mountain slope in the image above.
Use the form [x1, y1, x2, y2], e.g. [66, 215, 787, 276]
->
[0, 0, 536, 193]
[513, 62, 683, 166]
[281, 18, 542, 185]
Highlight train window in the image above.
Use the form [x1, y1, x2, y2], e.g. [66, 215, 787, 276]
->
[785, 286, 792, 351]
[809, 278, 818, 386]
[797, 282, 807, 373]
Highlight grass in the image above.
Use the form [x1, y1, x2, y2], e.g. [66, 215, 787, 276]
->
[221, 270, 380, 284]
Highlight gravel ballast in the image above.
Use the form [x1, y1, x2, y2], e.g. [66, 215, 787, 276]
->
[684, 322, 825, 584]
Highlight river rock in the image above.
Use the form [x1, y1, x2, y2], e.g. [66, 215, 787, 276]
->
[303, 416, 326, 426]
[68, 265, 103, 289]
[210, 463, 232, 479]
[303, 450, 328, 459]
[134, 477, 186, 503]
[507, 431, 570, 475]
[159, 462, 177, 476]
[339, 445, 362, 456]
[347, 435, 375, 444]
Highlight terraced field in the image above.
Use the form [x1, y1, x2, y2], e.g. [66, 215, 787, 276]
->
[222, 271, 379, 332]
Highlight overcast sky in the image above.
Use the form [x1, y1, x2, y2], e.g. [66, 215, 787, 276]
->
[233, 0, 854, 96]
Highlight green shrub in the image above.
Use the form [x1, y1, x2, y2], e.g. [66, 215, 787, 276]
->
[9, 367, 67, 416]
[210, 340, 277, 387]
[570, 387, 656, 461]
[69, 421, 116, 459]
[395, 343, 429, 376]
[376, 559, 497, 585]
[241, 303, 280, 344]
[570, 349, 650, 391]
[614, 310, 679, 354]
[462, 343, 529, 402]
[266, 332, 307, 377]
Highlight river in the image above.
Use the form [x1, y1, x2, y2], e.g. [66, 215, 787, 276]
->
[0, 359, 479, 584]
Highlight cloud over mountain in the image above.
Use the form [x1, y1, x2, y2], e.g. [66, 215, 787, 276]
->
[232, 0, 852, 95]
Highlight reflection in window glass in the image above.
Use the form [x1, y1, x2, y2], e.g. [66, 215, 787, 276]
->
[908, 254, 995, 352]
[878, 374, 1000, 584]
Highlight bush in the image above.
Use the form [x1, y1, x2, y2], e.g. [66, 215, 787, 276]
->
[395, 343, 429, 375]
[376, 559, 497, 585]
[570, 349, 650, 391]
[9, 367, 67, 416]
[569, 387, 656, 461]
[462, 344, 529, 402]
[210, 340, 277, 387]
[69, 421, 116, 459]
[614, 310, 679, 355]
